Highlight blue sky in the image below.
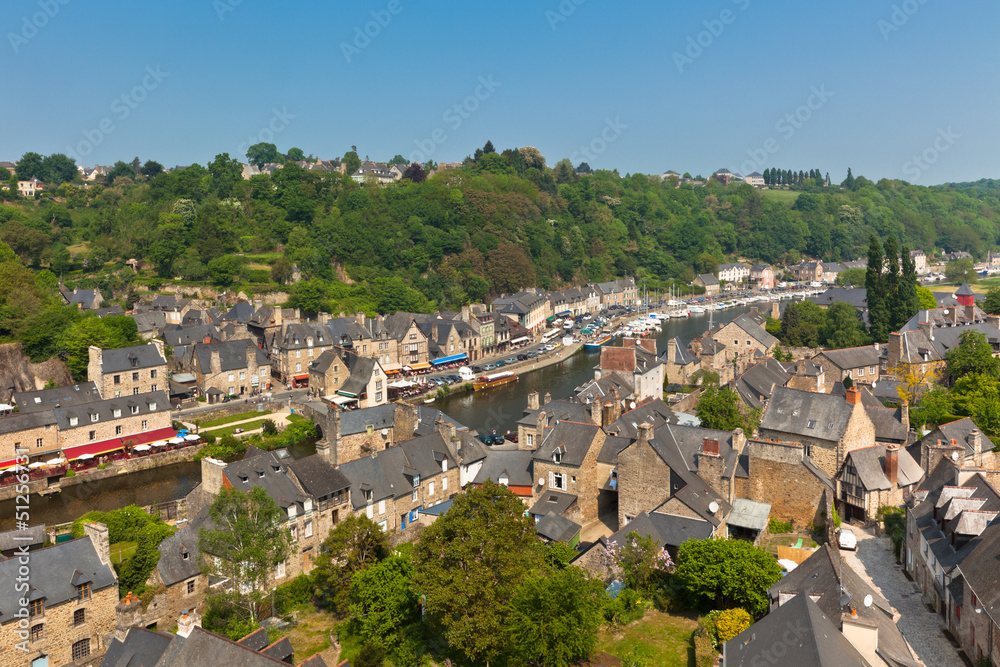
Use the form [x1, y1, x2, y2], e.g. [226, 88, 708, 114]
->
[3, 0, 998, 183]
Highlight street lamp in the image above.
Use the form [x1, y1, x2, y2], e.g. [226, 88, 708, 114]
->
[976, 607, 994, 666]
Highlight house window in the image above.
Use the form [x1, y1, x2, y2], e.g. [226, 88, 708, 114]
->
[78, 583, 91, 600]
[113, 408, 121, 418]
[552, 472, 565, 490]
[74, 608, 86, 625]
[131, 405, 138, 415]
[806, 420, 816, 429]
[88, 430, 96, 441]
[870, 366, 876, 374]
[376, 392, 383, 402]
[858, 368, 865, 377]
[132, 372, 139, 381]
[141, 420, 148, 430]
[149, 402, 156, 411]
[378, 499, 386, 515]
[240, 371, 246, 380]
[72, 637, 90, 660]
[290, 525, 298, 540]
[133, 387, 140, 395]
[499, 475, 509, 487]
[442, 459, 448, 472]
[114, 424, 122, 436]
[296, 363, 302, 372]
[442, 476, 448, 491]
[527, 433, 533, 447]
[553, 450, 562, 464]
[30, 624, 43, 641]
[35, 437, 43, 448]
[228, 374, 235, 382]
[150, 370, 157, 379]
[113, 375, 121, 385]
[70, 417, 78, 426]
[412, 489, 418, 501]
[29, 599, 43, 618]
[305, 521, 313, 537]
[275, 561, 286, 579]
[366, 505, 374, 519]
[187, 580, 195, 595]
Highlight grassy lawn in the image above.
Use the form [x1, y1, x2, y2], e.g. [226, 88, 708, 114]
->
[110, 542, 137, 564]
[203, 418, 271, 437]
[760, 189, 801, 204]
[286, 413, 306, 423]
[760, 532, 819, 553]
[281, 608, 334, 663]
[596, 610, 699, 667]
[200, 410, 272, 428]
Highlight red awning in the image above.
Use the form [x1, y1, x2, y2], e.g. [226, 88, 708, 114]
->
[126, 427, 177, 446]
[64, 438, 125, 461]
[0, 459, 18, 471]
[294, 374, 310, 380]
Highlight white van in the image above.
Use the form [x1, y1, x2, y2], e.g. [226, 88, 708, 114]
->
[458, 366, 475, 381]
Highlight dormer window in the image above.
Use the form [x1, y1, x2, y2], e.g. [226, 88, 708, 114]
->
[77, 583, 91, 600]
[130, 405, 138, 415]
[499, 475, 509, 487]
[238, 473, 248, 482]
[442, 458, 448, 473]
[90, 413, 98, 423]
[69, 416, 78, 427]
[113, 408, 121, 418]
[149, 402, 156, 411]
[553, 449, 562, 464]
[413, 475, 420, 488]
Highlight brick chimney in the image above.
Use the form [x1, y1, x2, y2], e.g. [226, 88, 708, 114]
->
[602, 402, 615, 428]
[436, 417, 457, 445]
[639, 338, 657, 355]
[203, 334, 212, 345]
[84, 522, 111, 565]
[702, 438, 720, 456]
[966, 303, 976, 323]
[845, 386, 861, 405]
[885, 445, 899, 486]
[273, 306, 283, 327]
[177, 609, 202, 638]
[114, 591, 143, 641]
[969, 429, 983, 464]
[887, 332, 902, 370]
[527, 391, 539, 412]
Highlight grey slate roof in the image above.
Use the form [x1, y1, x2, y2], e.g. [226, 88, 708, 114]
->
[661, 337, 695, 366]
[723, 593, 866, 667]
[156, 511, 210, 587]
[518, 399, 595, 428]
[101, 628, 180, 667]
[163, 324, 220, 347]
[733, 359, 791, 408]
[533, 420, 601, 467]
[920, 417, 996, 459]
[287, 455, 351, 500]
[338, 357, 377, 397]
[727, 498, 771, 531]
[845, 445, 922, 491]
[0, 532, 117, 622]
[729, 313, 778, 349]
[596, 435, 631, 465]
[695, 273, 719, 286]
[472, 449, 534, 487]
[815, 345, 880, 370]
[13, 381, 102, 413]
[340, 404, 397, 436]
[530, 490, 578, 517]
[602, 399, 677, 439]
[807, 287, 868, 309]
[759, 387, 854, 443]
[610, 511, 714, 551]
[98, 343, 167, 373]
[224, 450, 307, 511]
[191, 339, 269, 374]
[535, 512, 581, 543]
[0, 524, 45, 551]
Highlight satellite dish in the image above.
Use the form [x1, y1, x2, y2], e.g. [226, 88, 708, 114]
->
[538, 478, 546, 486]
[630, 401, 637, 410]
[381, 428, 388, 436]
[708, 501, 719, 514]
[871, 382, 877, 388]
[863, 594, 873, 608]
[952, 451, 959, 461]
[839, 593, 852, 607]
[944, 308, 950, 315]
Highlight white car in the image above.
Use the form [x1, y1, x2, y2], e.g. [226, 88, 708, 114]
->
[837, 528, 857, 551]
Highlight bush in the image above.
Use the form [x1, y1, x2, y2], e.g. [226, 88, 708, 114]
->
[261, 419, 278, 436]
[768, 518, 793, 534]
[879, 506, 906, 561]
[715, 608, 752, 644]
[832, 505, 842, 529]
[698, 610, 722, 650]
[275, 574, 314, 614]
[602, 587, 647, 626]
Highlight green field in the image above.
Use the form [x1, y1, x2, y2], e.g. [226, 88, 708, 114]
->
[596, 610, 699, 667]
[286, 413, 306, 423]
[200, 410, 272, 428]
[110, 542, 137, 564]
[760, 189, 801, 204]
[203, 418, 272, 437]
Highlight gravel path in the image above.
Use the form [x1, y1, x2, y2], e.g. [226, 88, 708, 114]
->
[840, 526, 964, 666]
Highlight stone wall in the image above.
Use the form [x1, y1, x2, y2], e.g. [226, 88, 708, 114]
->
[616, 431, 670, 528]
[741, 439, 829, 530]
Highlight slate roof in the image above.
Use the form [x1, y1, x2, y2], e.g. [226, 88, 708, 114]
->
[530, 490, 578, 517]
[610, 511, 714, 551]
[769, 544, 914, 665]
[728, 498, 771, 531]
[287, 454, 351, 500]
[733, 359, 791, 408]
[222, 301, 255, 323]
[518, 399, 594, 428]
[101, 628, 181, 667]
[864, 405, 907, 443]
[759, 387, 855, 443]
[920, 417, 996, 459]
[65, 288, 101, 309]
[845, 444, 922, 491]
[533, 420, 601, 467]
[815, 345, 880, 370]
[596, 435, 631, 465]
[0, 524, 45, 551]
[695, 273, 719, 286]
[191, 340, 269, 374]
[338, 356, 378, 397]
[224, 450, 307, 511]
[472, 449, 534, 487]
[0, 531, 117, 621]
[960, 519, 1000, 619]
[157, 625, 303, 666]
[340, 404, 397, 436]
[535, 512, 581, 543]
[807, 287, 868, 309]
[602, 398, 677, 439]
[131, 311, 167, 334]
[13, 381, 102, 413]
[163, 324, 220, 347]
[573, 375, 634, 405]
[156, 511, 210, 587]
[729, 313, 778, 348]
[661, 337, 695, 365]
[98, 343, 167, 373]
[723, 593, 866, 667]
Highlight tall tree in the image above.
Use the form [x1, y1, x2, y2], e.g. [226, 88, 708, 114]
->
[945, 330, 1000, 383]
[696, 385, 759, 434]
[349, 554, 419, 656]
[15, 151, 44, 180]
[482, 140, 496, 154]
[342, 150, 362, 176]
[882, 236, 901, 330]
[401, 163, 426, 183]
[41, 153, 77, 185]
[413, 481, 544, 667]
[286, 147, 305, 161]
[842, 167, 855, 190]
[866, 235, 889, 342]
[674, 538, 782, 618]
[245, 142, 283, 169]
[198, 486, 293, 626]
[821, 301, 870, 349]
[141, 160, 164, 178]
[312, 514, 389, 614]
[897, 245, 922, 327]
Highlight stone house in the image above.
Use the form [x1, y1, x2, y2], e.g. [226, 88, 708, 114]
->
[693, 273, 720, 296]
[707, 313, 778, 369]
[308, 350, 388, 409]
[912, 418, 996, 471]
[62, 287, 104, 311]
[491, 290, 552, 334]
[140, 519, 211, 631]
[57, 391, 173, 461]
[531, 420, 607, 527]
[87, 342, 168, 399]
[957, 514, 1000, 665]
[245, 304, 302, 351]
[837, 444, 923, 522]
[595, 340, 664, 403]
[812, 345, 882, 386]
[0, 523, 117, 667]
[757, 386, 876, 478]
[735, 438, 833, 530]
[750, 263, 774, 290]
[793, 261, 824, 283]
[910, 249, 928, 274]
[0, 412, 61, 467]
[270, 322, 336, 386]
[594, 278, 638, 308]
[380, 315, 430, 369]
[717, 262, 750, 284]
[516, 395, 596, 453]
[472, 448, 535, 501]
[189, 339, 271, 400]
[661, 337, 700, 386]
[418, 319, 480, 364]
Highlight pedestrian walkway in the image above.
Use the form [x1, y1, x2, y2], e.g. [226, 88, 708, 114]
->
[184, 410, 295, 436]
[841, 526, 964, 667]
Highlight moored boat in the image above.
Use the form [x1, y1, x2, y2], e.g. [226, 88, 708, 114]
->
[473, 371, 518, 391]
[584, 334, 614, 350]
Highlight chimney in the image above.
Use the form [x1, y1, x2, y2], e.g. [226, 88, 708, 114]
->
[527, 391, 539, 412]
[177, 609, 202, 638]
[702, 438, 720, 456]
[436, 417, 457, 445]
[203, 334, 212, 345]
[845, 386, 860, 405]
[900, 400, 909, 433]
[534, 410, 547, 446]
[602, 402, 615, 428]
[210, 348, 221, 374]
[273, 306, 283, 327]
[965, 303, 976, 323]
[885, 445, 899, 486]
[639, 338, 657, 355]
[589, 398, 602, 425]
[637, 422, 653, 447]
[318, 311, 330, 324]
[88, 345, 103, 371]
[84, 522, 111, 565]
[917, 318, 933, 336]
[888, 332, 902, 370]
[969, 429, 983, 463]
[114, 591, 144, 641]
[543, 391, 552, 406]
[987, 314, 1000, 329]
[201, 457, 226, 496]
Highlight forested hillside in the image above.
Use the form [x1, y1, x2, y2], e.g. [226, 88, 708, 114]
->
[2, 145, 1000, 331]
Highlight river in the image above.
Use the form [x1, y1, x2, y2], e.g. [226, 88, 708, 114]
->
[1, 304, 762, 531]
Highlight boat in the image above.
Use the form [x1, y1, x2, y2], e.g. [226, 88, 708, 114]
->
[584, 334, 615, 351]
[473, 370, 518, 391]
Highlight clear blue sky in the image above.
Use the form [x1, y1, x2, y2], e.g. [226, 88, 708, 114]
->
[4, 0, 998, 184]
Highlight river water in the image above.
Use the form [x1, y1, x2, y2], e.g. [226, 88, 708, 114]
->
[1, 305, 762, 530]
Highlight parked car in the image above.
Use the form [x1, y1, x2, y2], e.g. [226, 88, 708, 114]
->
[543, 344, 554, 351]
[494, 360, 506, 368]
[837, 528, 857, 551]
[517, 354, 528, 361]
[505, 357, 516, 364]
[471, 366, 484, 373]
[483, 364, 496, 371]
[504, 432, 519, 443]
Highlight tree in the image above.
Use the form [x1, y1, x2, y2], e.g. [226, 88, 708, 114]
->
[16, 152, 44, 180]
[465, 275, 490, 303]
[866, 235, 889, 342]
[821, 301, 869, 349]
[945, 330, 1000, 383]
[312, 514, 389, 614]
[576, 162, 592, 174]
[342, 150, 362, 176]
[141, 160, 164, 178]
[674, 538, 782, 617]
[286, 147, 305, 162]
[507, 567, 606, 667]
[985, 287, 1000, 315]
[349, 554, 419, 653]
[696, 385, 759, 434]
[482, 140, 496, 155]
[41, 153, 77, 185]
[601, 531, 674, 594]
[945, 257, 977, 285]
[716, 608, 753, 644]
[105, 161, 135, 186]
[841, 168, 855, 190]
[916, 285, 938, 310]
[207, 255, 243, 287]
[353, 643, 386, 667]
[270, 257, 294, 285]
[198, 486, 292, 626]
[413, 481, 543, 666]
[387, 154, 408, 165]
[57, 315, 142, 380]
[951, 374, 1000, 437]
[401, 162, 425, 183]
[488, 244, 536, 295]
[897, 245, 922, 326]
[246, 143, 282, 169]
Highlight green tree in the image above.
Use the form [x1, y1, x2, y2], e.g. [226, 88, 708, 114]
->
[865, 235, 889, 342]
[349, 554, 419, 654]
[945, 330, 1000, 383]
[57, 315, 142, 380]
[487, 244, 536, 295]
[343, 150, 362, 176]
[602, 531, 674, 595]
[286, 147, 305, 162]
[40, 153, 77, 185]
[106, 161, 135, 186]
[507, 567, 606, 667]
[696, 385, 758, 434]
[353, 642, 386, 667]
[313, 514, 389, 614]
[388, 154, 408, 165]
[270, 257, 294, 285]
[466, 275, 490, 303]
[983, 287, 1000, 316]
[897, 245, 922, 326]
[207, 255, 243, 287]
[246, 143, 283, 169]
[820, 302, 869, 350]
[951, 374, 1000, 437]
[946, 257, 977, 284]
[15, 151, 45, 180]
[141, 160, 164, 178]
[413, 481, 543, 667]
[916, 286, 938, 310]
[674, 538, 782, 618]
[198, 486, 293, 626]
